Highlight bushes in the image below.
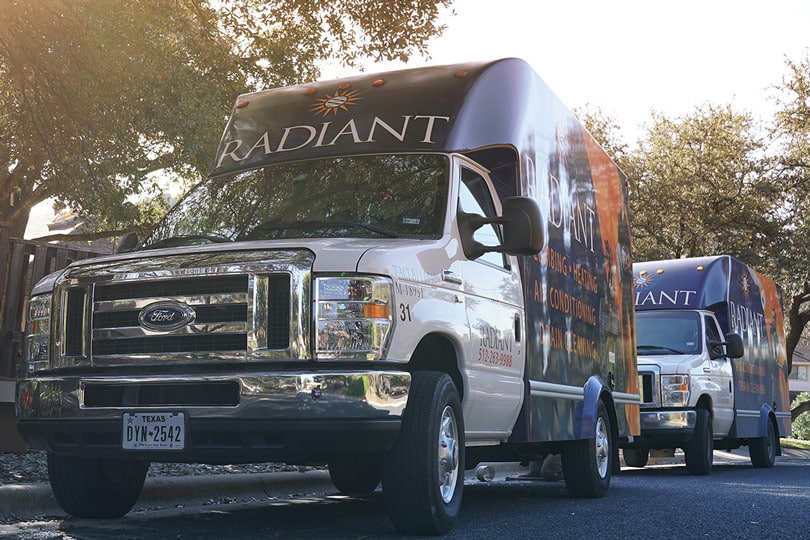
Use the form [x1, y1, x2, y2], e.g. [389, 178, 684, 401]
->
[790, 393, 810, 440]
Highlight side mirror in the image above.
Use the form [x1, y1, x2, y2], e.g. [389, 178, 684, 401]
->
[709, 332, 744, 360]
[723, 332, 744, 359]
[500, 197, 544, 255]
[458, 196, 543, 259]
[116, 231, 139, 253]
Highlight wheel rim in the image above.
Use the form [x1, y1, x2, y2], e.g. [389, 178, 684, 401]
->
[767, 423, 776, 461]
[595, 416, 609, 479]
[438, 405, 460, 503]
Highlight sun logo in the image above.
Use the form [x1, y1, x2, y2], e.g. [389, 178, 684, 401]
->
[310, 86, 362, 118]
[633, 272, 656, 288]
[740, 273, 751, 299]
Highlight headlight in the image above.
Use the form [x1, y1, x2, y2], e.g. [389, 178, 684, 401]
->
[24, 295, 52, 372]
[661, 374, 690, 406]
[314, 276, 393, 360]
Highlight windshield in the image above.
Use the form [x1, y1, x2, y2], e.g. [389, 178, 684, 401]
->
[636, 311, 702, 355]
[142, 154, 449, 248]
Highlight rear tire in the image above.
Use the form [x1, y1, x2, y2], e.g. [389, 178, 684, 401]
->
[622, 448, 649, 468]
[749, 418, 777, 468]
[382, 371, 464, 535]
[562, 401, 612, 498]
[47, 453, 149, 518]
[684, 409, 713, 475]
[328, 456, 382, 495]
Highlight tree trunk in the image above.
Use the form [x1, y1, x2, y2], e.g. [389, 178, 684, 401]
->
[785, 282, 810, 374]
[792, 398, 810, 421]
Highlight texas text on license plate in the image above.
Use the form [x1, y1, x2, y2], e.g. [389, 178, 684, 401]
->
[123, 412, 185, 450]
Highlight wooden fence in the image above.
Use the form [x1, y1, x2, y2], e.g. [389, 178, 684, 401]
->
[0, 223, 107, 381]
[0, 223, 108, 450]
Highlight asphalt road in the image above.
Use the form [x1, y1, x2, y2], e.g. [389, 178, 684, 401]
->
[1, 448, 808, 539]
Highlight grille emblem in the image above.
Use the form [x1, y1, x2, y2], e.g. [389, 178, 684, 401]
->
[138, 301, 196, 332]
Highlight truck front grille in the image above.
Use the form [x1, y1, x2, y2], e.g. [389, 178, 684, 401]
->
[53, 250, 311, 366]
[638, 370, 660, 407]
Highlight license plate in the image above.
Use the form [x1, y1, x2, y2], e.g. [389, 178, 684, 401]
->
[123, 412, 185, 450]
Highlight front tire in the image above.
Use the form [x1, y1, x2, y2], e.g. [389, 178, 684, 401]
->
[749, 418, 777, 468]
[48, 453, 149, 518]
[684, 409, 713, 475]
[383, 371, 465, 535]
[562, 400, 612, 498]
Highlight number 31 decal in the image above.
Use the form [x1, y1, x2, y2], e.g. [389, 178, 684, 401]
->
[399, 303, 412, 322]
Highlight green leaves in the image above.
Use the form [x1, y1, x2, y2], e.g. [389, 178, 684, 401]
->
[0, 0, 451, 237]
[630, 105, 774, 265]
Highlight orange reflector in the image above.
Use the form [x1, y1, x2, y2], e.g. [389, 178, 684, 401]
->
[305, 88, 316, 95]
[372, 79, 385, 87]
[657, 269, 664, 274]
[364, 303, 389, 319]
[236, 101, 249, 109]
[455, 71, 468, 78]
[697, 266, 704, 271]
[339, 83, 351, 90]
[640, 270, 647, 276]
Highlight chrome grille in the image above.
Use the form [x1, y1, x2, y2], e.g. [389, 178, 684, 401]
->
[53, 250, 312, 366]
[638, 368, 661, 407]
[91, 275, 253, 357]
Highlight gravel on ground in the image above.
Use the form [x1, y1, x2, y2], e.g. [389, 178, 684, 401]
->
[0, 449, 313, 486]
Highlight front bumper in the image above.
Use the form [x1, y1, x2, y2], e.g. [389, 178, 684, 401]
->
[634, 409, 697, 446]
[16, 370, 410, 464]
[641, 409, 696, 430]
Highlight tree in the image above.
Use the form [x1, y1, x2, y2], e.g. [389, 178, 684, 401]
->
[575, 105, 630, 169]
[0, 0, 453, 239]
[771, 51, 810, 378]
[627, 104, 782, 267]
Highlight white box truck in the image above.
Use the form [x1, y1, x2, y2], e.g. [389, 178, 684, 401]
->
[625, 255, 791, 474]
[17, 58, 639, 534]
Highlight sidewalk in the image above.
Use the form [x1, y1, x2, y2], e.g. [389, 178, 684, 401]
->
[643, 445, 810, 467]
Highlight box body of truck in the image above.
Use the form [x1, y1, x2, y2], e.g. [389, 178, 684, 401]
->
[17, 58, 637, 533]
[628, 255, 790, 474]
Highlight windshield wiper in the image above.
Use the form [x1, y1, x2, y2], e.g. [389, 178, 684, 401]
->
[245, 219, 400, 239]
[637, 344, 687, 355]
[143, 234, 233, 250]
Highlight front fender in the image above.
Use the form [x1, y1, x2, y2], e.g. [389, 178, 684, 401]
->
[574, 376, 611, 440]
[756, 403, 774, 438]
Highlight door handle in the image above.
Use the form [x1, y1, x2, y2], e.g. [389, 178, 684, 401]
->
[442, 270, 462, 285]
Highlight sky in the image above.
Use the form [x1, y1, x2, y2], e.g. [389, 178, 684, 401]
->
[323, 0, 810, 140]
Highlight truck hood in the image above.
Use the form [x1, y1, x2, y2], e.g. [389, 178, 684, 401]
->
[637, 353, 706, 375]
[29, 237, 440, 295]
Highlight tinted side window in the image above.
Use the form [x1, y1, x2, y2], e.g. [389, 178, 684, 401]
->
[458, 167, 505, 267]
[705, 315, 722, 343]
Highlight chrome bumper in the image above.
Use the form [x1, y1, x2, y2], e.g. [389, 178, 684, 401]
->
[16, 370, 410, 462]
[17, 370, 410, 420]
[640, 409, 696, 431]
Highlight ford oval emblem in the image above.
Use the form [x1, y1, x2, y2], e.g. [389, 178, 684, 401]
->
[138, 301, 196, 332]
